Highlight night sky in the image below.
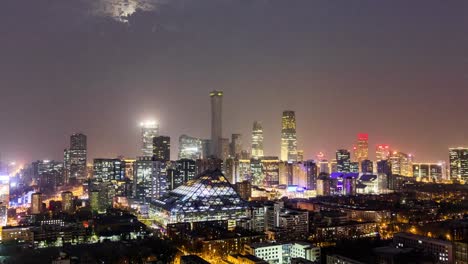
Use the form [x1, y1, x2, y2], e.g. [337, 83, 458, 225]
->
[0, 0, 467, 163]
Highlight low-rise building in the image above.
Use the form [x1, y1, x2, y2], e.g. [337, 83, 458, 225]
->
[394, 233, 453, 264]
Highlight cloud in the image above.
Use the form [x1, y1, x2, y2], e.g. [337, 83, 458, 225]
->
[90, 0, 168, 23]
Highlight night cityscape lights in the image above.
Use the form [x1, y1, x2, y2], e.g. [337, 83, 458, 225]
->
[1, 2, 467, 263]
[1, 90, 466, 263]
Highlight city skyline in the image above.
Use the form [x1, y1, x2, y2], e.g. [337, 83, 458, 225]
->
[1, 1, 467, 163]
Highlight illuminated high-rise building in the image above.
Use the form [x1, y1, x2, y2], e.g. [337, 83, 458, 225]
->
[65, 133, 88, 183]
[221, 138, 230, 160]
[251, 121, 264, 158]
[281, 111, 298, 162]
[93, 159, 125, 182]
[230, 134, 242, 159]
[376, 144, 391, 161]
[0, 175, 9, 215]
[178, 135, 203, 160]
[250, 158, 263, 185]
[449, 147, 468, 182]
[297, 150, 304, 163]
[336, 149, 351, 173]
[176, 159, 196, 184]
[318, 160, 330, 174]
[261, 157, 280, 186]
[153, 136, 170, 161]
[355, 133, 369, 166]
[61, 191, 74, 214]
[389, 151, 413, 177]
[210, 90, 223, 158]
[134, 157, 168, 203]
[31, 192, 43, 215]
[413, 163, 443, 182]
[304, 160, 318, 190]
[140, 121, 159, 157]
[33, 160, 64, 190]
[350, 162, 359, 173]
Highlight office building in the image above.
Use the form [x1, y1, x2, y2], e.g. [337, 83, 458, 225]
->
[336, 149, 351, 173]
[449, 147, 468, 182]
[394, 233, 453, 264]
[93, 158, 125, 182]
[150, 169, 248, 228]
[317, 174, 331, 196]
[251, 158, 263, 186]
[355, 133, 369, 165]
[376, 144, 391, 161]
[61, 191, 74, 214]
[140, 121, 159, 157]
[350, 162, 359, 173]
[178, 135, 203, 160]
[245, 242, 320, 264]
[176, 159, 196, 184]
[31, 192, 43, 215]
[413, 163, 443, 182]
[262, 157, 280, 186]
[361, 159, 373, 174]
[389, 151, 413, 177]
[221, 137, 230, 160]
[33, 160, 64, 190]
[153, 136, 170, 161]
[235, 180, 252, 201]
[231, 134, 243, 159]
[251, 121, 264, 158]
[303, 160, 318, 190]
[210, 90, 223, 158]
[89, 190, 100, 213]
[0, 175, 9, 211]
[281, 111, 298, 162]
[134, 157, 168, 202]
[297, 150, 304, 163]
[377, 160, 392, 177]
[66, 133, 87, 182]
[123, 159, 136, 181]
[166, 164, 183, 191]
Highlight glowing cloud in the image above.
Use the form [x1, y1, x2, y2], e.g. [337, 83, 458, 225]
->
[92, 0, 166, 23]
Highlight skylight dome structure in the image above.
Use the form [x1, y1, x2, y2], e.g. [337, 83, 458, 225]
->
[150, 169, 248, 227]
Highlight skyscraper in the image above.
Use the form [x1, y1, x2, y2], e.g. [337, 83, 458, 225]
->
[61, 191, 74, 214]
[377, 160, 392, 177]
[140, 121, 159, 157]
[153, 136, 171, 161]
[221, 138, 230, 160]
[376, 144, 391, 161]
[210, 90, 223, 158]
[336, 149, 351, 173]
[304, 160, 318, 190]
[361, 159, 374, 174]
[178, 135, 203, 160]
[134, 157, 168, 202]
[281, 111, 297, 162]
[31, 192, 43, 215]
[230, 134, 242, 159]
[93, 159, 125, 182]
[176, 159, 196, 184]
[67, 133, 87, 182]
[355, 133, 369, 165]
[449, 147, 468, 182]
[251, 121, 264, 158]
[389, 151, 413, 177]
